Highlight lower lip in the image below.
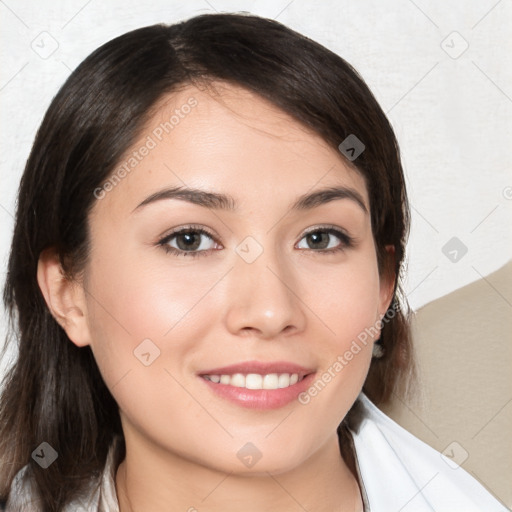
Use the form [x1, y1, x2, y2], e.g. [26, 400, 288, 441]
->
[199, 373, 316, 410]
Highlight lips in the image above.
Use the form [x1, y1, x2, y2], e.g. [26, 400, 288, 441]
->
[198, 360, 314, 378]
[198, 360, 316, 410]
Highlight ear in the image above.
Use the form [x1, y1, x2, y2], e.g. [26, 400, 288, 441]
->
[37, 248, 92, 347]
[378, 245, 396, 317]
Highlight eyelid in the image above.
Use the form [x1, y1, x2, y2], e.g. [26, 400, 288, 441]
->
[298, 224, 354, 245]
[300, 223, 351, 238]
[157, 223, 355, 257]
[158, 224, 351, 243]
[158, 224, 218, 242]
[156, 224, 221, 258]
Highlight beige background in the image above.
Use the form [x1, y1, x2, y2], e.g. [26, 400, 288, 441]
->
[382, 260, 512, 508]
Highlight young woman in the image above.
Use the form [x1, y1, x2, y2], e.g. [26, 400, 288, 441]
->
[0, 12, 507, 512]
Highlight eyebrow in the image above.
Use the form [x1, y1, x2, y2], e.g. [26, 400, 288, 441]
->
[132, 185, 368, 214]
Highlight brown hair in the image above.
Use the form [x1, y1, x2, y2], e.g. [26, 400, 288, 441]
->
[0, 12, 414, 510]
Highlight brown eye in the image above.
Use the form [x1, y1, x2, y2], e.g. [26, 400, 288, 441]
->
[297, 227, 353, 253]
[174, 232, 203, 251]
[158, 226, 218, 258]
[304, 231, 330, 250]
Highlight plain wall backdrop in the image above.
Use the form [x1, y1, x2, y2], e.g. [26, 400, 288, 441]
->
[0, 0, 511, 503]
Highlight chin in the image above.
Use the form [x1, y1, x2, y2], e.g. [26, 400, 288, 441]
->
[213, 444, 312, 477]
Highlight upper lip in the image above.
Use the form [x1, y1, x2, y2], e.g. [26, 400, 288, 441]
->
[198, 360, 315, 378]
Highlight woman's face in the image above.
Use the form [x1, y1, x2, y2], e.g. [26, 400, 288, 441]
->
[79, 82, 393, 475]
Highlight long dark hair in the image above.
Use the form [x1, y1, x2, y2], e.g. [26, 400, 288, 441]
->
[0, 12, 414, 510]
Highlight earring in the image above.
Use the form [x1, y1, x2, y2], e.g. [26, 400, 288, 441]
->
[372, 338, 384, 359]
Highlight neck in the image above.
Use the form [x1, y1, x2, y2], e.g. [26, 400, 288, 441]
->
[115, 431, 363, 512]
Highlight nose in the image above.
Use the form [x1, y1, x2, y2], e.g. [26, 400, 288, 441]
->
[224, 240, 307, 340]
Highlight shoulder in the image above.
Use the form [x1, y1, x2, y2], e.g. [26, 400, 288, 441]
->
[5, 467, 101, 511]
[346, 392, 509, 512]
[4, 436, 123, 512]
[4, 465, 42, 511]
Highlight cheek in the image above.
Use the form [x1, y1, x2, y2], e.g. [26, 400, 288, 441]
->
[83, 253, 206, 442]
[83, 245, 222, 389]
[298, 250, 381, 405]
[85, 236, 199, 336]
[82, 253, 249, 471]
[308, 249, 382, 346]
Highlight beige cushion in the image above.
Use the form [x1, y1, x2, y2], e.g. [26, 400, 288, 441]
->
[380, 260, 512, 508]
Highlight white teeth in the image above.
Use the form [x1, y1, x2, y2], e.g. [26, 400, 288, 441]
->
[230, 373, 246, 387]
[245, 374, 262, 389]
[278, 374, 290, 388]
[263, 373, 279, 389]
[204, 373, 301, 390]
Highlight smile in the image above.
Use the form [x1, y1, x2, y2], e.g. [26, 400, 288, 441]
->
[202, 372, 304, 389]
[198, 361, 316, 410]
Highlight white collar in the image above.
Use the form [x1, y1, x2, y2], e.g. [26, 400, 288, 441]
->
[345, 392, 507, 511]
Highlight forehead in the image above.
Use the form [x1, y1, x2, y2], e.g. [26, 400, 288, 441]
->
[92, 81, 369, 217]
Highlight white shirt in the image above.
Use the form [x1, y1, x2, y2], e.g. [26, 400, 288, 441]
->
[5, 392, 509, 511]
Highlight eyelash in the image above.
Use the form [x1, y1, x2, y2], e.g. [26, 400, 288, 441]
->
[157, 224, 354, 258]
